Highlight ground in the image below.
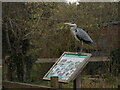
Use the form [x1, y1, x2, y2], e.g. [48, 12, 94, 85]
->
[0, 67, 1, 89]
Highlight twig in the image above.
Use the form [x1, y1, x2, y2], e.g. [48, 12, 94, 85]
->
[10, 19, 23, 36]
[5, 23, 12, 52]
[23, 16, 41, 39]
[9, 18, 17, 38]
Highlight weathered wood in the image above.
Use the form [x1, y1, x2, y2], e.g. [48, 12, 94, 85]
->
[36, 57, 109, 63]
[73, 74, 81, 90]
[3, 81, 51, 89]
[50, 76, 59, 89]
[118, 85, 120, 89]
[59, 82, 62, 89]
[118, 74, 120, 88]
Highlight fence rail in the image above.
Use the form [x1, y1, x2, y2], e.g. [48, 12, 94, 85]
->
[36, 57, 109, 63]
[3, 81, 52, 89]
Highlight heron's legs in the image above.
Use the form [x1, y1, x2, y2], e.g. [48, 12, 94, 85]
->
[80, 41, 83, 52]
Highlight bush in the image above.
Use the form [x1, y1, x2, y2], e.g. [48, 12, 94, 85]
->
[109, 48, 120, 76]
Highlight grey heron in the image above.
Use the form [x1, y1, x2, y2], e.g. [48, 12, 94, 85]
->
[64, 23, 94, 52]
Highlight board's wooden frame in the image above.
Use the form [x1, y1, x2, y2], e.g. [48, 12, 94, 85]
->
[43, 52, 91, 83]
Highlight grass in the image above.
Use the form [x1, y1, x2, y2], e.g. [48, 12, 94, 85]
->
[81, 75, 118, 88]
[26, 63, 118, 88]
[27, 75, 118, 88]
[3, 62, 118, 88]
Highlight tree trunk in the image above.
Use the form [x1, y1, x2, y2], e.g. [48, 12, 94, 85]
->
[22, 56, 27, 82]
[5, 56, 13, 81]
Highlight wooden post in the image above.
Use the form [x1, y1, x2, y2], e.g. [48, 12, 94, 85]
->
[59, 82, 62, 89]
[50, 76, 59, 89]
[73, 74, 81, 90]
[118, 74, 120, 88]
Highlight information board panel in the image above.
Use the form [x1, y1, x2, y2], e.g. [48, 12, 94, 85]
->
[43, 52, 91, 83]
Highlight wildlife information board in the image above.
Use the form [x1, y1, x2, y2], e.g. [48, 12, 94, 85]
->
[43, 52, 91, 83]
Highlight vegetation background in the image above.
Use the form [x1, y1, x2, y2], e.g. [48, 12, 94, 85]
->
[2, 2, 120, 88]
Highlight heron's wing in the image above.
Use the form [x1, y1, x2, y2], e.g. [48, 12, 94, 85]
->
[76, 28, 94, 44]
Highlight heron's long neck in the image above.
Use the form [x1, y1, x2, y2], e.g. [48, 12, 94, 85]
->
[70, 26, 79, 41]
[70, 26, 77, 36]
[71, 26, 77, 30]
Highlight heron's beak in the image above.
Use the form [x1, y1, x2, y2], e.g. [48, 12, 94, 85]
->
[64, 23, 70, 25]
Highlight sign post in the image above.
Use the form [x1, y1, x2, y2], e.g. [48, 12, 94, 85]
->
[50, 76, 59, 89]
[73, 74, 81, 90]
[43, 52, 91, 89]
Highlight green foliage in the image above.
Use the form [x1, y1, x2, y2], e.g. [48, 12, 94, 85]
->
[26, 2, 118, 57]
[2, 3, 36, 82]
[2, 2, 119, 83]
[109, 48, 120, 76]
[30, 63, 53, 82]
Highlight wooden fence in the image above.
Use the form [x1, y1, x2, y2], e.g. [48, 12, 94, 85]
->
[36, 57, 110, 76]
[3, 81, 52, 89]
[2, 76, 85, 90]
[3, 77, 60, 89]
[36, 57, 109, 63]
[2, 57, 119, 89]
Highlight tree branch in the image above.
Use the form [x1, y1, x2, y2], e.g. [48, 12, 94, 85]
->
[23, 16, 41, 39]
[5, 23, 12, 52]
[9, 18, 17, 38]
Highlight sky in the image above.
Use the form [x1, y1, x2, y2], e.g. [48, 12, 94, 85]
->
[65, 0, 78, 3]
[65, 0, 119, 2]
[0, 0, 119, 2]
[65, 0, 80, 5]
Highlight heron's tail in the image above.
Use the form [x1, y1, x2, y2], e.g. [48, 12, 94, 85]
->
[90, 42, 96, 46]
